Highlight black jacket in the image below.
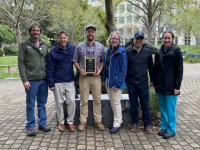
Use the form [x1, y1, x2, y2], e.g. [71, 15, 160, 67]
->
[153, 44, 183, 95]
[126, 43, 154, 84]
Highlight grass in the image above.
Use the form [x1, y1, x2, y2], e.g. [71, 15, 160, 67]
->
[179, 45, 200, 54]
[155, 45, 200, 55]
[0, 56, 19, 79]
[0, 56, 17, 65]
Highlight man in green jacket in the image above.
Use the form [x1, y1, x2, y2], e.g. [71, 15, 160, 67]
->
[18, 22, 51, 136]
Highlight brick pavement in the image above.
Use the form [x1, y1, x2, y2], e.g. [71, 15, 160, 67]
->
[0, 63, 200, 150]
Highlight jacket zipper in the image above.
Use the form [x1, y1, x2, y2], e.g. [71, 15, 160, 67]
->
[108, 53, 113, 87]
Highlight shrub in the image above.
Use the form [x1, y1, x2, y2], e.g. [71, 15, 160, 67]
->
[150, 86, 160, 127]
[4, 47, 18, 56]
[0, 48, 5, 56]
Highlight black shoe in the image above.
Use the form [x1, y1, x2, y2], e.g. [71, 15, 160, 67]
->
[129, 124, 139, 132]
[158, 129, 166, 136]
[110, 127, 121, 134]
[163, 132, 175, 139]
[39, 126, 51, 132]
[144, 126, 153, 134]
[27, 129, 37, 137]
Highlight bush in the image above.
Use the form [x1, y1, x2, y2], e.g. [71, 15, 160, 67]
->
[0, 48, 5, 56]
[4, 47, 18, 56]
[150, 87, 160, 127]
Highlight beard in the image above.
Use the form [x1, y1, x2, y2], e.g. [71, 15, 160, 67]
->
[87, 35, 95, 41]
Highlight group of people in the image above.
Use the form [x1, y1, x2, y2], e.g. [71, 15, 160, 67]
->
[18, 22, 183, 140]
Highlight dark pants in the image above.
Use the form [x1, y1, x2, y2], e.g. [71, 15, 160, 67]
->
[127, 82, 152, 127]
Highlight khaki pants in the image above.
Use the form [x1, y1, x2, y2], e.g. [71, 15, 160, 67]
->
[106, 85, 122, 128]
[53, 82, 76, 125]
[79, 75, 102, 124]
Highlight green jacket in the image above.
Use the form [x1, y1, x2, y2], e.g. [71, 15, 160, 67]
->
[18, 38, 48, 83]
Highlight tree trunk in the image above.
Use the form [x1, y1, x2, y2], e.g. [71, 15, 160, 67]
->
[16, 25, 21, 45]
[146, 25, 152, 44]
[105, 0, 116, 34]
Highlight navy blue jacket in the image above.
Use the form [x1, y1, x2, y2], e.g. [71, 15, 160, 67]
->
[153, 44, 183, 95]
[47, 43, 75, 88]
[104, 46, 127, 89]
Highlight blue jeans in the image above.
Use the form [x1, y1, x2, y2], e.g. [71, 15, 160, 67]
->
[127, 82, 152, 127]
[159, 94, 177, 135]
[26, 80, 48, 129]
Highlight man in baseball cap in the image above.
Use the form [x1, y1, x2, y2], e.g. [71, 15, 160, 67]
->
[85, 24, 96, 31]
[134, 31, 145, 39]
[126, 31, 154, 134]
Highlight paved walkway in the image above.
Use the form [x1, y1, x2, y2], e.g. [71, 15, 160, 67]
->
[0, 64, 200, 150]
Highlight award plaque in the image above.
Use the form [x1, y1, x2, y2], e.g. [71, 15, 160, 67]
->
[85, 57, 96, 74]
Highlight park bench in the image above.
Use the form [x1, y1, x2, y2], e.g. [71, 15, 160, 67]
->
[63, 94, 132, 126]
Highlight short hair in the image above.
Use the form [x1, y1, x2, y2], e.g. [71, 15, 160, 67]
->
[28, 22, 42, 34]
[56, 30, 68, 37]
[162, 31, 175, 39]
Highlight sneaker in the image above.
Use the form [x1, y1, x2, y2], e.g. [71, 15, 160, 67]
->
[144, 126, 153, 134]
[27, 128, 37, 137]
[68, 124, 76, 132]
[158, 129, 166, 136]
[58, 124, 65, 132]
[129, 124, 139, 132]
[78, 123, 87, 131]
[110, 127, 121, 134]
[39, 126, 51, 132]
[163, 132, 175, 139]
[95, 122, 105, 131]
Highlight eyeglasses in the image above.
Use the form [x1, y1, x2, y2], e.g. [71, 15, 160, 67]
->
[111, 38, 120, 40]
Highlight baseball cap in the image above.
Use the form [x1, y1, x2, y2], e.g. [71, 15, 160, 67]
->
[134, 31, 145, 39]
[85, 24, 96, 31]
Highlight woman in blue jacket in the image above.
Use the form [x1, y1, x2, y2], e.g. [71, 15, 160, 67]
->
[154, 31, 183, 139]
[104, 31, 127, 133]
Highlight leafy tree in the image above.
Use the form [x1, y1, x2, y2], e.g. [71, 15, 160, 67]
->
[0, 0, 53, 44]
[0, 25, 16, 44]
[50, 0, 106, 44]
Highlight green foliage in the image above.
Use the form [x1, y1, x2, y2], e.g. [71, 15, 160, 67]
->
[41, 35, 51, 48]
[184, 56, 200, 63]
[3, 47, 18, 56]
[0, 48, 5, 57]
[0, 25, 16, 44]
[50, 0, 107, 44]
[150, 87, 160, 118]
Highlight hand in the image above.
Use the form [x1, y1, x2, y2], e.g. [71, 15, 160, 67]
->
[112, 86, 119, 91]
[23, 81, 31, 90]
[49, 87, 55, 91]
[80, 69, 87, 76]
[174, 89, 180, 95]
[94, 69, 101, 76]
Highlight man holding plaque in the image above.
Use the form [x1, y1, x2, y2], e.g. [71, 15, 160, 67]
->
[73, 24, 105, 131]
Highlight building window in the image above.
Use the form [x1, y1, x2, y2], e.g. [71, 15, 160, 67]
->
[119, 28, 124, 36]
[127, 16, 132, 24]
[134, 3, 140, 12]
[134, 16, 140, 23]
[184, 33, 191, 45]
[118, 17, 125, 24]
[127, 4, 133, 12]
[118, 4, 125, 13]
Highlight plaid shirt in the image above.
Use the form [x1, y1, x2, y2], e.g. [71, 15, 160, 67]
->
[73, 41, 105, 70]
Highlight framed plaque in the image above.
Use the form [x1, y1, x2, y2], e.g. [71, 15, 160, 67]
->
[85, 57, 96, 74]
